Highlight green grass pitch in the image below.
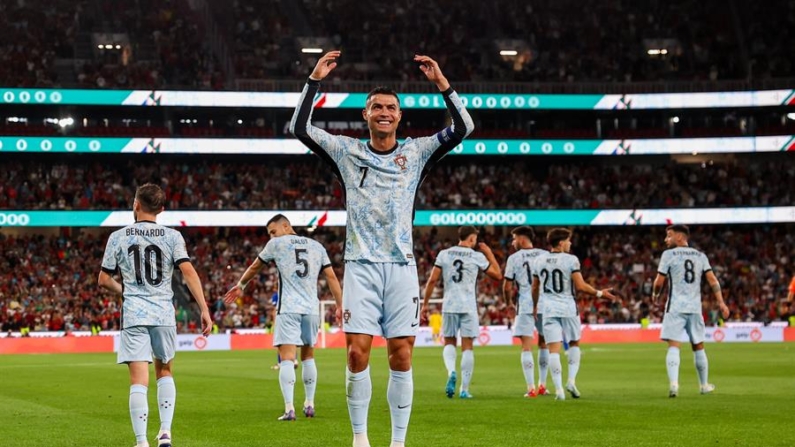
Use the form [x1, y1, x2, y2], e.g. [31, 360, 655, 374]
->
[1, 343, 794, 446]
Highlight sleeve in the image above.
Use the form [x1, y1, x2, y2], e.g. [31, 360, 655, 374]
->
[570, 256, 581, 274]
[258, 240, 276, 264]
[475, 252, 490, 271]
[416, 89, 475, 169]
[657, 250, 671, 275]
[100, 234, 118, 274]
[320, 244, 332, 270]
[503, 256, 515, 281]
[433, 251, 445, 269]
[173, 232, 190, 266]
[701, 253, 712, 273]
[289, 79, 347, 165]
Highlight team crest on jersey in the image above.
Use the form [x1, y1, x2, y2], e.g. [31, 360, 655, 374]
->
[394, 155, 408, 170]
[343, 309, 352, 324]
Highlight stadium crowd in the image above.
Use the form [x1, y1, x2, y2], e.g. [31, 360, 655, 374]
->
[2, 225, 793, 335]
[1, 156, 791, 211]
[2, 0, 794, 88]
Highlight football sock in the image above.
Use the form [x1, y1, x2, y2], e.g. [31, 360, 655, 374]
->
[279, 360, 296, 412]
[302, 358, 317, 407]
[521, 350, 535, 389]
[129, 384, 148, 444]
[347, 367, 372, 436]
[666, 346, 681, 385]
[460, 350, 474, 392]
[538, 348, 549, 386]
[694, 350, 709, 386]
[156, 376, 176, 432]
[549, 353, 563, 392]
[442, 344, 457, 376]
[387, 369, 413, 444]
[567, 347, 581, 384]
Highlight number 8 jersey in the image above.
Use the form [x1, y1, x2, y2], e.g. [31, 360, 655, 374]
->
[533, 252, 581, 318]
[657, 246, 712, 314]
[258, 235, 332, 316]
[101, 220, 190, 328]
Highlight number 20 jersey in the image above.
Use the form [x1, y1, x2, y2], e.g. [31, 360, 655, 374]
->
[533, 252, 581, 318]
[258, 235, 332, 315]
[657, 246, 712, 314]
[101, 221, 190, 328]
[434, 246, 490, 315]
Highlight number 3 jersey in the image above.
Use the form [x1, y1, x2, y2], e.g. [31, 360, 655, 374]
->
[533, 252, 581, 318]
[434, 246, 490, 315]
[258, 235, 331, 315]
[101, 221, 190, 328]
[657, 246, 712, 314]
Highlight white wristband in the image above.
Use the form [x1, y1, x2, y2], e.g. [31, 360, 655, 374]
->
[596, 290, 603, 298]
[237, 281, 247, 291]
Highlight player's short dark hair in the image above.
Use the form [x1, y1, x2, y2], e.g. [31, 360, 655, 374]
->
[267, 214, 290, 227]
[366, 86, 400, 107]
[135, 183, 165, 213]
[547, 228, 572, 248]
[666, 224, 690, 237]
[458, 225, 478, 241]
[511, 226, 535, 240]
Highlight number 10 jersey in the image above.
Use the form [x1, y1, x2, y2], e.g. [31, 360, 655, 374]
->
[101, 220, 190, 328]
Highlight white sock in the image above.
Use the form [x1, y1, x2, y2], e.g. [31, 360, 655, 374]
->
[521, 351, 535, 389]
[538, 348, 549, 386]
[460, 350, 474, 392]
[279, 360, 296, 412]
[442, 344, 457, 376]
[666, 346, 681, 386]
[387, 369, 413, 444]
[156, 376, 176, 433]
[302, 358, 317, 407]
[549, 353, 563, 392]
[129, 384, 148, 444]
[567, 347, 581, 384]
[694, 350, 709, 386]
[346, 367, 371, 437]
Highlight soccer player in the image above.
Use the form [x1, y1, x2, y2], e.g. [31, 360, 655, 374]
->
[421, 226, 502, 399]
[224, 214, 342, 420]
[290, 50, 474, 447]
[503, 226, 549, 397]
[98, 183, 212, 447]
[532, 228, 618, 401]
[652, 224, 730, 397]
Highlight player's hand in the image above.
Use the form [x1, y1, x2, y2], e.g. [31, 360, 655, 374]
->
[334, 307, 342, 327]
[310, 50, 341, 81]
[414, 55, 449, 91]
[476, 242, 493, 254]
[421, 304, 429, 319]
[223, 285, 243, 304]
[719, 302, 730, 319]
[200, 311, 213, 337]
[599, 288, 619, 302]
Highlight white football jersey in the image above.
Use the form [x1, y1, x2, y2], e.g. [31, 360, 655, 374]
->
[658, 246, 712, 314]
[504, 248, 548, 314]
[434, 246, 490, 315]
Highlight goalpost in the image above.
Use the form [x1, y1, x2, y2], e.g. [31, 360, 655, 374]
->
[318, 298, 445, 348]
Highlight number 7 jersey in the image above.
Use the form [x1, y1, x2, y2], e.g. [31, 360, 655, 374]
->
[101, 221, 190, 328]
[657, 246, 712, 314]
[258, 235, 332, 315]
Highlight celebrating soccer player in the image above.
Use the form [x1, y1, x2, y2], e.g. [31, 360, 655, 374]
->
[652, 224, 730, 397]
[98, 184, 213, 447]
[290, 51, 474, 447]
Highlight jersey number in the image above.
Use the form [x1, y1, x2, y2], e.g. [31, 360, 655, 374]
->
[358, 166, 369, 188]
[540, 269, 564, 294]
[523, 261, 533, 282]
[684, 259, 695, 284]
[294, 249, 309, 278]
[452, 259, 464, 283]
[128, 244, 163, 286]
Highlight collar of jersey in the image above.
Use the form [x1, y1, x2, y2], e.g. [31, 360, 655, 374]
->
[366, 141, 399, 156]
[135, 220, 157, 224]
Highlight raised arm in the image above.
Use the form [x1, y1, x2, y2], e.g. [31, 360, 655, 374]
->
[477, 242, 503, 281]
[224, 257, 267, 304]
[704, 270, 730, 318]
[572, 272, 619, 302]
[289, 50, 345, 165]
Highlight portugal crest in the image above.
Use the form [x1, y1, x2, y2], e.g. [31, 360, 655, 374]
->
[394, 154, 408, 171]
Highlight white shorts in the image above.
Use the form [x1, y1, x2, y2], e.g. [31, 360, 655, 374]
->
[442, 312, 479, 338]
[117, 325, 176, 364]
[342, 261, 420, 338]
[273, 313, 319, 347]
[661, 312, 705, 344]
[513, 313, 536, 337]
[543, 316, 581, 344]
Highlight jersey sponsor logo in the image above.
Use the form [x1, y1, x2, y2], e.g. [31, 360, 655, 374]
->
[394, 154, 408, 170]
